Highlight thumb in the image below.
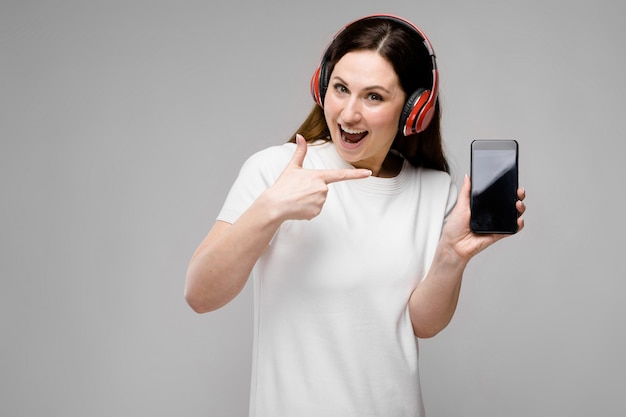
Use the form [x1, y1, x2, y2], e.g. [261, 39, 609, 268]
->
[462, 174, 471, 195]
[288, 134, 308, 168]
[458, 174, 471, 210]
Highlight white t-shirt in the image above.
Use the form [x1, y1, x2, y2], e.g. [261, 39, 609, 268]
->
[218, 140, 457, 417]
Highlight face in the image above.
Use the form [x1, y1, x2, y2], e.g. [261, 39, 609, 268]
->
[323, 50, 406, 175]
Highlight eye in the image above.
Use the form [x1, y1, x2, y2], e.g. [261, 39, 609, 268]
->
[366, 93, 383, 102]
[333, 83, 349, 94]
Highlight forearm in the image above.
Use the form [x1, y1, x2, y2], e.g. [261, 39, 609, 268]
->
[185, 195, 283, 313]
[185, 136, 373, 313]
[409, 243, 469, 338]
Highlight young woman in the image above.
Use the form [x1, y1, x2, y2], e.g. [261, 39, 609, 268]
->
[185, 14, 526, 417]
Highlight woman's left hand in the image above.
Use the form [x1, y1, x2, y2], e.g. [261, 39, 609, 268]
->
[440, 175, 526, 262]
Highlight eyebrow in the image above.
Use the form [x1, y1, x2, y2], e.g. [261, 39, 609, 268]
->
[331, 76, 393, 95]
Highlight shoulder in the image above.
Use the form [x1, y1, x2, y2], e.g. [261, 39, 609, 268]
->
[217, 143, 296, 223]
[423, 168, 455, 197]
[417, 166, 452, 182]
[405, 165, 458, 212]
[244, 140, 342, 171]
[243, 143, 295, 169]
[404, 164, 453, 190]
[236, 143, 296, 179]
[420, 167, 456, 195]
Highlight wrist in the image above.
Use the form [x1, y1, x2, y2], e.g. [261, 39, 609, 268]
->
[255, 189, 288, 226]
[435, 240, 471, 272]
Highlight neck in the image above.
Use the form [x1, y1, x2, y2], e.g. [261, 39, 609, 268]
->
[373, 152, 403, 178]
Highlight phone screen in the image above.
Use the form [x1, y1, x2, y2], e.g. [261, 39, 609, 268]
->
[470, 140, 519, 234]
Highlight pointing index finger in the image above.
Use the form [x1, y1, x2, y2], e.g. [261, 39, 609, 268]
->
[321, 168, 372, 184]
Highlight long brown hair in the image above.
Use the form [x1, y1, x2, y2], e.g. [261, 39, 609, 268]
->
[289, 16, 449, 173]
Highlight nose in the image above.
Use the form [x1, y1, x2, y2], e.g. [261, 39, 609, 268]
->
[340, 97, 362, 124]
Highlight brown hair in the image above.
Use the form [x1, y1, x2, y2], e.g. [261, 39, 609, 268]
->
[289, 16, 449, 173]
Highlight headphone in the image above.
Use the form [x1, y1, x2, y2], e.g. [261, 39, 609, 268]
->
[310, 14, 439, 136]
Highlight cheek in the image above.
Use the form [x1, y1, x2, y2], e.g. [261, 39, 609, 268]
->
[369, 107, 402, 132]
[322, 96, 340, 121]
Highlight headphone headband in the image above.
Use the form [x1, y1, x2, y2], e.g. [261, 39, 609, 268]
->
[310, 14, 439, 136]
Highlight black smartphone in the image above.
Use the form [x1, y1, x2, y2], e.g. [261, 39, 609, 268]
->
[470, 140, 519, 234]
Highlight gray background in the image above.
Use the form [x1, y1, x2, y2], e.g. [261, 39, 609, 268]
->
[1, 0, 624, 416]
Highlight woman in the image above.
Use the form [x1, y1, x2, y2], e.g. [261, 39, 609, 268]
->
[185, 14, 526, 417]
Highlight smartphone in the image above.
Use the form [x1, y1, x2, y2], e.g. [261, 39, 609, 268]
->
[470, 140, 519, 234]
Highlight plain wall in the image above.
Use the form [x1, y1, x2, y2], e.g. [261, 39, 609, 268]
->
[1, 0, 624, 416]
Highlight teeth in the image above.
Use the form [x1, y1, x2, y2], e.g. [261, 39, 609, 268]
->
[341, 126, 367, 134]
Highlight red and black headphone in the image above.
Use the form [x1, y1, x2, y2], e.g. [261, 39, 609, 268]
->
[310, 14, 439, 137]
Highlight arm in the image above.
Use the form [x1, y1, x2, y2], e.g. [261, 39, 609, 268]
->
[408, 175, 526, 338]
[185, 135, 371, 313]
[184, 201, 283, 313]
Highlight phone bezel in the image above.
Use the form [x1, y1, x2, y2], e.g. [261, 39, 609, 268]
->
[470, 139, 519, 234]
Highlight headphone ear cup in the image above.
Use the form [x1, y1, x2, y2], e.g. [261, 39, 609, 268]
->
[310, 66, 323, 106]
[318, 62, 330, 106]
[399, 88, 428, 136]
[310, 61, 330, 107]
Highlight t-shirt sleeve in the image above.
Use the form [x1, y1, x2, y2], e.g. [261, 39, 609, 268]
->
[443, 177, 458, 223]
[216, 144, 294, 224]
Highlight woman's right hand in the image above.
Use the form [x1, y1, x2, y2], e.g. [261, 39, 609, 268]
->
[261, 134, 371, 221]
[185, 134, 371, 313]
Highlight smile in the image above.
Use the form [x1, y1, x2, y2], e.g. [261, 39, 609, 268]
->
[340, 125, 368, 144]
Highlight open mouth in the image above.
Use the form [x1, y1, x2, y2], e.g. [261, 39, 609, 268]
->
[340, 126, 368, 144]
